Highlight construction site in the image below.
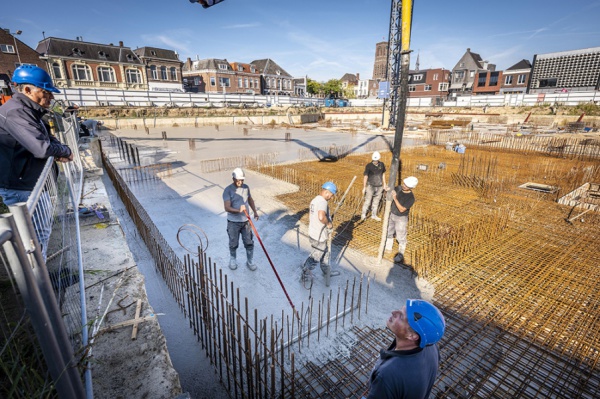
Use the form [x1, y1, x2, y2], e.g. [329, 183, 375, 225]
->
[82, 104, 598, 398]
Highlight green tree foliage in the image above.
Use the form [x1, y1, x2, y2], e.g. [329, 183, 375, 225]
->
[306, 78, 323, 96]
[323, 79, 342, 98]
[343, 84, 357, 99]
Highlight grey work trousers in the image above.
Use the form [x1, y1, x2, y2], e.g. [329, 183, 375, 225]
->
[362, 185, 384, 216]
[303, 238, 329, 273]
[387, 213, 409, 254]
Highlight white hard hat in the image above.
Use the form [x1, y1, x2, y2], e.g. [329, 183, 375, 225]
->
[372, 151, 381, 161]
[232, 167, 245, 180]
[403, 176, 418, 189]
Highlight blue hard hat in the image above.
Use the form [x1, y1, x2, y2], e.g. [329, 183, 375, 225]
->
[406, 299, 445, 348]
[322, 181, 337, 195]
[12, 65, 60, 93]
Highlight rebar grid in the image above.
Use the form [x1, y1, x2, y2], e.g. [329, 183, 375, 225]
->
[251, 142, 600, 398]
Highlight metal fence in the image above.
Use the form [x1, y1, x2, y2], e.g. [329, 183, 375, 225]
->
[0, 110, 88, 397]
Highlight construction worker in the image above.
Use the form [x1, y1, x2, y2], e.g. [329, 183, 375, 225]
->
[361, 151, 388, 221]
[302, 182, 341, 282]
[223, 168, 259, 271]
[385, 176, 418, 264]
[365, 299, 445, 399]
[0, 65, 73, 257]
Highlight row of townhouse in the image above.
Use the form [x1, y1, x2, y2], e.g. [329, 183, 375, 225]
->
[368, 43, 600, 99]
[0, 29, 297, 96]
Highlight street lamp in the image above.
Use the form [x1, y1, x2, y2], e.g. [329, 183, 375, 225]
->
[12, 30, 22, 66]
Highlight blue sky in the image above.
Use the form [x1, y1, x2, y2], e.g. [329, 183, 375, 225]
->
[2, 0, 599, 82]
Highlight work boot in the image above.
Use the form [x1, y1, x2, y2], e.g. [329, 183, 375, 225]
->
[371, 214, 381, 221]
[229, 257, 238, 270]
[246, 259, 257, 271]
[301, 268, 313, 283]
[321, 266, 340, 277]
[385, 238, 394, 251]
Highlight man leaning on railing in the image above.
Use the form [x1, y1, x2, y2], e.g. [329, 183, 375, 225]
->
[0, 65, 73, 250]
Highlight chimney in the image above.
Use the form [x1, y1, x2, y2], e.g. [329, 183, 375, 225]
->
[119, 41, 123, 47]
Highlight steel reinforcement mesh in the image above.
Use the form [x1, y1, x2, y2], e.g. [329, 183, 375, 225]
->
[251, 144, 600, 398]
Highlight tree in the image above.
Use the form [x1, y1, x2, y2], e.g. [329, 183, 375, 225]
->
[323, 79, 342, 98]
[306, 78, 323, 97]
[343, 84, 357, 99]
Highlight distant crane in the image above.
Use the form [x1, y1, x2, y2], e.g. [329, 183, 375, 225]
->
[189, 0, 226, 8]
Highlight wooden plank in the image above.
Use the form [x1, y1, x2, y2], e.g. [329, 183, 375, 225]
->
[131, 299, 142, 340]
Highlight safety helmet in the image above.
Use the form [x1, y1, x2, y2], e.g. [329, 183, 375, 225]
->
[403, 176, 418, 189]
[322, 182, 337, 195]
[232, 167, 245, 180]
[12, 65, 60, 94]
[406, 299, 445, 348]
[372, 151, 381, 161]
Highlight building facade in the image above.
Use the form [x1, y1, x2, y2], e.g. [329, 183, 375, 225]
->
[500, 59, 532, 94]
[529, 47, 600, 93]
[251, 59, 294, 96]
[0, 27, 48, 88]
[182, 58, 236, 93]
[133, 47, 183, 92]
[230, 62, 262, 94]
[293, 76, 307, 97]
[472, 70, 503, 95]
[36, 38, 148, 91]
[449, 48, 495, 97]
[408, 68, 450, 102]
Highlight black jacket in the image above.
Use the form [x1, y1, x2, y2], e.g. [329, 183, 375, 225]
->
[0, 93, 72, 191]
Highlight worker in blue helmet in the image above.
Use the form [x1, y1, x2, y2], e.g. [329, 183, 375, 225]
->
[365, 299, 445, 399]
[302, 182, 340, 283]
[0, 65, 72, 254]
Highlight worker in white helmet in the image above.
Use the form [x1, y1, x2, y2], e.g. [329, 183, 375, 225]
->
[361, 151, 388, 221]
[223, 168, 259, 271]
[385, 176, 418, 264]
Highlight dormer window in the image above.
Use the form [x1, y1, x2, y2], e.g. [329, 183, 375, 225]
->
[98, 51, 107, 59]
[151, 50, 157, 56]
[126, 54, 134, 62]
[238, 65, 244, 71]
[276, 70, 281, 75]
[218, 64, 228, 70]
[72, 48, 82, 57]
[251, 67, 256, 73]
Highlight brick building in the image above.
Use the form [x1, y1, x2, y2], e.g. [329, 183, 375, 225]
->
[408, 68, 450, 102]
[450, 48, 495, 97]
[0, 27, 47, 88]
[230, 62, 262, 94]
[500, 59, 532, 94]
[372, 41, 388, 81]
[35, 38, 148, 91]
[251, 59, 294, 96]
[182, 58, 235, 93]
[472, 70, 503, 95]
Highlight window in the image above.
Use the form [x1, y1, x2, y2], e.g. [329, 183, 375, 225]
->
[424, 84, 432, 91]
[250, 67, 256, 73]
[0, 44, 15, 53]
[454, 71, 464, 81]
[98, 66, 116, 82]
[52, 62, 62, 79]
[408, 85, 416, 92]
[460, 62, 464, 67]
[219, 77, 230, 87]
[538, 78, 557, 88]
[489, 72, 499, 86]
[126, 69, 142, 84]
[71, 64, 92, 81]
[98, 51, 107, 60]
[72, 48, 83, 57]
[238, 65, 244, 71]
[478, 72, 487, 87]
[505, 75, 513, 85]
[518, 74, 526, 85]
[218, 64, 228, 70]
[170, 67, 177, 80]
[126, 54, 134, 62]
[151, 50, 157, 56]
[433, 73, 439, 81]
[255, 79, 258, 88]
[210, 77, 216, 86]
[160, 66, 168, 80]
[150, 65, 158, 80]
[438, 82, 448, 91]
[246, 78, 250, 88]
[470, 71, 475, 78]
[238, 77, 242, 87]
